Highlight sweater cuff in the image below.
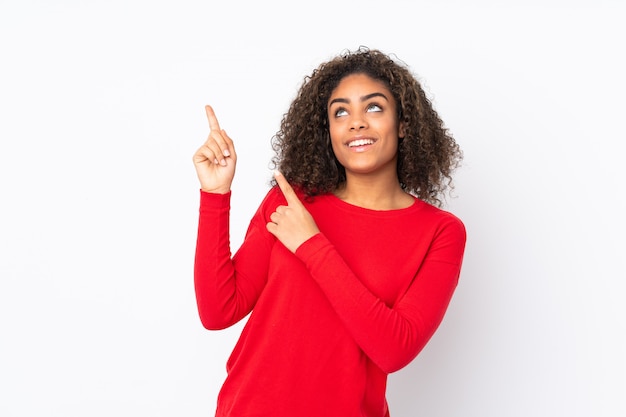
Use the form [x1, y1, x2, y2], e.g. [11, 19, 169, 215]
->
[295, 233, 330, 262]
[199, 189, 231, 210]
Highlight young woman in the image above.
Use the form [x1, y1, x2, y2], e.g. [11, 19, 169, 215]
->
[192, 47, 466, 417]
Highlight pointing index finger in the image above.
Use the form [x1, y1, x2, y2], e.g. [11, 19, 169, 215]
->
[205, 105, 221, 131]
[274, 170, 300, 206]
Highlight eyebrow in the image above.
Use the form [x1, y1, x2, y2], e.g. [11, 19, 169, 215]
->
[328, 92, 390, 107]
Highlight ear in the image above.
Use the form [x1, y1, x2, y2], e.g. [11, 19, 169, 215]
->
[398, 121, 406, 139]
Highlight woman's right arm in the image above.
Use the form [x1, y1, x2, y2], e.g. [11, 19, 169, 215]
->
[194, 190, 274, 330]
[192, 105, 273, 329]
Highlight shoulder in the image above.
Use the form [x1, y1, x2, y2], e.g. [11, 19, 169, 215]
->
[257, 185, 321, 210]
[415, 200, 466, 240]
[254, 186, 291, 220]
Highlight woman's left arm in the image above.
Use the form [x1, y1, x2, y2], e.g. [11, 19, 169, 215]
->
[296, 221, 465, 374]
[266, 171, 466, 373]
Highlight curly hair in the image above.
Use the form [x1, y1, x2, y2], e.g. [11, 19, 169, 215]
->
[270, 46, 462, 207]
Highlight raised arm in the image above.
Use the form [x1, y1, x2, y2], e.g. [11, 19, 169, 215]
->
[193, 106, 270, 329]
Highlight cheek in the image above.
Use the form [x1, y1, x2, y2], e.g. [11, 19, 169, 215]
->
[330, 139, 343, 161]
[328, 126, 341, 152]
[328, 132, 348, 166]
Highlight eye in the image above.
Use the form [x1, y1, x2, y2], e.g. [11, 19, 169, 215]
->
[334, 108, 348, 117]
[366, 103, 382, 112]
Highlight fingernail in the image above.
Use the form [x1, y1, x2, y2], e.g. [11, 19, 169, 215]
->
[223, 149, 230, 157]
[214, 158, 219, 165]
[220, 159, 227, 166]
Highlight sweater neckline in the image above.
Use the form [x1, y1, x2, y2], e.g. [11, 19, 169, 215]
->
[320, 192, 422, 217]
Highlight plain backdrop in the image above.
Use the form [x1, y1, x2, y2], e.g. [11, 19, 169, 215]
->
[1, 1, 624, 416]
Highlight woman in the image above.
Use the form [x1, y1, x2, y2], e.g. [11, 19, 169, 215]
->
[192, 47, 466, 417]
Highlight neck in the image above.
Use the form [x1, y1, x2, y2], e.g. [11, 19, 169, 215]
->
[334, 173, 414, 210]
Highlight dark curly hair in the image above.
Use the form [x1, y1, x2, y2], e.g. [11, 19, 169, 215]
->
[270, 46, 462, 207]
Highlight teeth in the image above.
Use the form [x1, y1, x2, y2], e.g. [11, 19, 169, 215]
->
[348, 139, 374, 147]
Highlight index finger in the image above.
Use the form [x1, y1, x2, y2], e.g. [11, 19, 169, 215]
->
[205, 105, 221, 131]
[274, 170, 300, 206]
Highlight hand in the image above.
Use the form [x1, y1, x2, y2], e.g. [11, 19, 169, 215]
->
[192, 105, 237, 194]
[266, 171, 320, 253]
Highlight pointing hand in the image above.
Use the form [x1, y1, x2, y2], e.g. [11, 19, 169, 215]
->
[266, 171, 320, 252]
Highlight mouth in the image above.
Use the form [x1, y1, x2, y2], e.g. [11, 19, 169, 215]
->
[347, 138, 376, 149]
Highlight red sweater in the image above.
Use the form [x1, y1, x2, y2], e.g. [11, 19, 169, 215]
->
[194, 187, 466, 417]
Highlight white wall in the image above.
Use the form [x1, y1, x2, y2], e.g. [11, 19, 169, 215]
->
[1, 1, 624, 416]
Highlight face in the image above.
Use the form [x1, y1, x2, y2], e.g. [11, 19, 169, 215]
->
[327, 73, 405, 180]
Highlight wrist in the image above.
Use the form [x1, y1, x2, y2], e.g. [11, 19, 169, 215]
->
[200, 186, 231, 194]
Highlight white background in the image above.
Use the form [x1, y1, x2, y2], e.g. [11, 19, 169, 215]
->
[1, 1, 624, 416]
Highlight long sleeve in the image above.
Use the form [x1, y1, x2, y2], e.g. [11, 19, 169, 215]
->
[193, 190, 275, 330]
[295, 212, 466, 373]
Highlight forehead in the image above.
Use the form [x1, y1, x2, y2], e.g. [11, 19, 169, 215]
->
[329, 73, 391, 98]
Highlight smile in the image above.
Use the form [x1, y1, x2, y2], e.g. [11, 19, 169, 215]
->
[347, 138, 376, 148]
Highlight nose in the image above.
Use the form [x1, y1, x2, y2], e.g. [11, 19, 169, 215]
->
[349, 115, 368, 131]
